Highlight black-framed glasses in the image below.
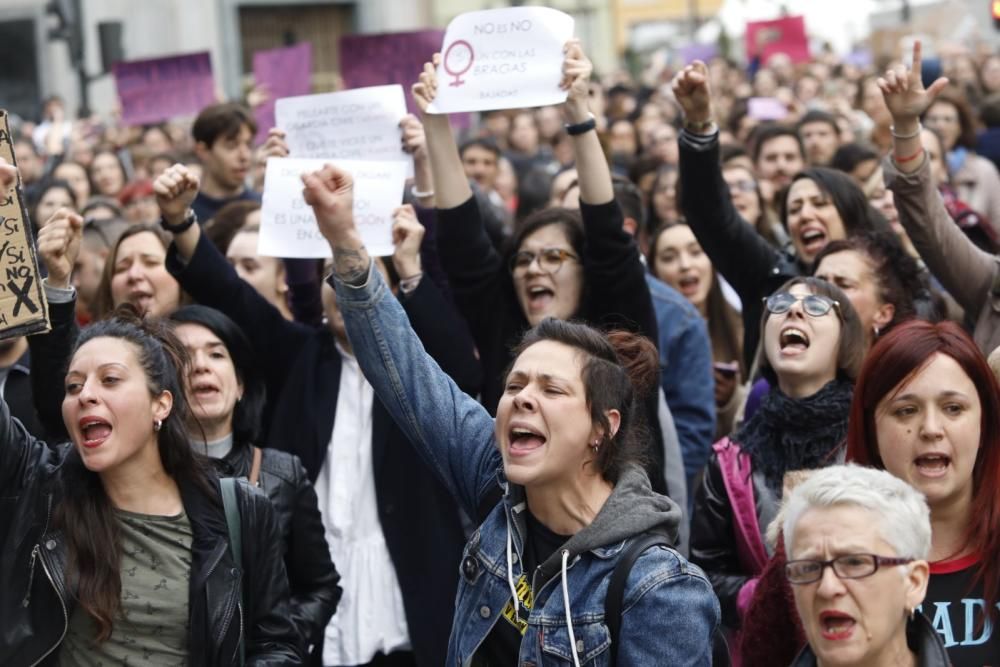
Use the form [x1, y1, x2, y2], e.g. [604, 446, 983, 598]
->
[785, 554, 914, 585]
[509, 247, 579, 275]
[764, 292, 840, 318]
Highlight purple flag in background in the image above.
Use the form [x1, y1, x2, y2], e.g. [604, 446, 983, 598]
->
[339, 29, 470, 129]
[253, 42, 313, 144]
[678, 43, 718, 65]
[113, 52, 215, 126]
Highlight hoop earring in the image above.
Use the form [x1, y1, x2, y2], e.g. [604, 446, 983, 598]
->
[153, 419, 162, 432]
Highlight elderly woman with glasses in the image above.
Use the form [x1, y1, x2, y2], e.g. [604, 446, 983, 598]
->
[690, 277, 866, 654]
[783, 464, 948, 667]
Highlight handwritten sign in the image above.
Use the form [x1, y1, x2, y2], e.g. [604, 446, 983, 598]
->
[275, 85, 409, 169]
[253, 43, 313, 145]
[0, 111, 48, 338]
[113, 52, 215, 126]
[427, 7, 574, 114]
[745, 16, 811, 65]
[259, 158, 407, 259]
[339, 29, 472, 130]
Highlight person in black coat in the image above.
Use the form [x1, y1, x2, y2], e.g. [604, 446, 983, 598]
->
[154, 164, 480, 667]
[29, 211, 341, 661]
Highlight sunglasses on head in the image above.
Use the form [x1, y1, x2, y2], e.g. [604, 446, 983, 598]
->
[764, 291, 840, 318]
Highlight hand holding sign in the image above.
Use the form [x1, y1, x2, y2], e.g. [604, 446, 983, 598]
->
[399, 115, 427, 161]
[36, 208, 83, 289]
[671, 60, 714, 128]
[154, 164, 200, 226]
[391, 205, 424, 279]
[411, 57, 440, 116]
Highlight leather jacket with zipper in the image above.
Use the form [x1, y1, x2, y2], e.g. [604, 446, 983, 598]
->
[214, 444, 341, 658]
[0, 401, 302, 666]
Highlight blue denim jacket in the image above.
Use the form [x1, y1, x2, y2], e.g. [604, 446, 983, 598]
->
[645, 274, 716, 486]
[334, 267, 719, 666]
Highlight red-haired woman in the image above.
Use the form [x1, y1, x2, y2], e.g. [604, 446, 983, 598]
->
[847, 318, 1000, 664]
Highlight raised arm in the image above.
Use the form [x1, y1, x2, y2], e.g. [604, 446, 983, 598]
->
[302, 164, 500, 518]
[413, 56, 473, 209]
[878, 41, 997, 316]
[563, 40, 612, 206]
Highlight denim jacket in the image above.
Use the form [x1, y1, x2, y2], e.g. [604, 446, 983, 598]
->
[333, 267, 720, 666]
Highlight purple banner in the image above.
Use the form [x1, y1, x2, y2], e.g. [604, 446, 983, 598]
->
[339, 29, 470, 129]
[678, 43, 718, 65]
[253, 42, 313, 144]
[113, 52, 215, 126]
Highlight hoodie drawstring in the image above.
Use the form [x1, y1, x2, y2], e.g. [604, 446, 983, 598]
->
[505, 509, 521, 622]
[561, 549, 581, 667]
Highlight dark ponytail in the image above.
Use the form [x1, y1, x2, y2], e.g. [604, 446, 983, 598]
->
[512, 319, 658, 483]
[54, 304, 213, 641]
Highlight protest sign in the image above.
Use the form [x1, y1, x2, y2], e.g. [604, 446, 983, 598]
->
[678, 43, 718, 65]
[427, 7, 574, 114]
[0, 111, 48, 339]
[113, 52, 215, 126]
[275, 85, 410, 169]
[747, 97, 789, 121]
[259, 157, 407, 258]
[253, 43, 313, 145]
[745, 16, 810, 65]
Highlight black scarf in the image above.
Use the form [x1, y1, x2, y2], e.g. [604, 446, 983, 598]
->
[735, 378, 854, 494]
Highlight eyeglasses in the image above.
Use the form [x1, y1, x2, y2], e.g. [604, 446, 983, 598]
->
[764, 292, 840, 318]
[785, 554, 914, 585]
[509, 247, 579, 275]
[726, 180, 757, 194]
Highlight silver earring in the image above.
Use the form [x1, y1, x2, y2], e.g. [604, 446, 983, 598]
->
[873, 325, 880, 337]
[591, 439, 600, 453]
[909, 607, 916, 621]
[154, 419, 162, 432]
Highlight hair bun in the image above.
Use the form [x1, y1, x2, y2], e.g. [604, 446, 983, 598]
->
[606, 330, 659, 397]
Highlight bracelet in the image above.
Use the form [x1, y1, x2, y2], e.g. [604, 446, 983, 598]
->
[565, 113, 596, 136]
[684, 118, 715, 133]
[894, 148, 924, 164]
[410, 185, 435, 199]
[890, 124, 922, 140]
[160, 209, 197, 234]
[398, 272, 423, 295]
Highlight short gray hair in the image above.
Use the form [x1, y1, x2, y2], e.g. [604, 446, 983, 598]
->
[782, 465, 931, 560]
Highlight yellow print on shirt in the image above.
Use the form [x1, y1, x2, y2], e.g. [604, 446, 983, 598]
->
[500, 574, 534, 634]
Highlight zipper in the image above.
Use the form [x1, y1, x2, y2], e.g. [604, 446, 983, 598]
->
[20, 544, 39, 607]
[28, 545, 68, 667]
[230, 601, 244, 664]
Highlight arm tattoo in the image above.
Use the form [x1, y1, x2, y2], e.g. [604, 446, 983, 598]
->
[332, 245, 371, 286]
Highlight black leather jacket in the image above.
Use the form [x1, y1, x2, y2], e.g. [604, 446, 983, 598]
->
[790, 613, 950, 666]
[690, 451, 779, 629]
[0, 404, 302, 666]
[214, 444, 341, 658]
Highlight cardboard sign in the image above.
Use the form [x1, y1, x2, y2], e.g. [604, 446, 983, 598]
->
[253, 43, 313, 145]
[259, 158, 407, 259]
[275, 85, 409, 166]
[113, 52, 216, 126]
[745, 16, 810, 65]
[427, 7, 574, 114]
[0, 111, 48, 338]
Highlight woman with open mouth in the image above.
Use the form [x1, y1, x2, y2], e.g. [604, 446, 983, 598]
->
[169, 305, 342, 661]
[782, 465, 948, 667]
[690, 276, 865, 661]
[305, 161, 720, 665]
[847, 319, 1000, 665]
[673, 60, 893, 373]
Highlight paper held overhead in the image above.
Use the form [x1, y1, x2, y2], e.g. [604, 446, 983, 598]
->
[427, 6, 574, 114]
[259, 158, 407, 259]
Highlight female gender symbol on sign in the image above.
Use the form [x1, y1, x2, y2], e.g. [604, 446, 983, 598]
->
[443, 40, 474, 87]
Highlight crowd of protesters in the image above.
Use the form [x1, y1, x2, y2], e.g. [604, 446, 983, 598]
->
[2, 24, 1000, 666]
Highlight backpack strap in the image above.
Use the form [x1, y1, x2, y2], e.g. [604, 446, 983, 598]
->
[713, 438, 768, 573]
[605, 533, 673, 667]
[220, 477, 246, 666]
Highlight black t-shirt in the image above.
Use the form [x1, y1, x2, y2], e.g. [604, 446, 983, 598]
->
[918, 554, 1000, 667]
[472, 512, 571, 666]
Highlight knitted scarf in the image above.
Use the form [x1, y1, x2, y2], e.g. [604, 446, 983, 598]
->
[735, 378, 854, 494]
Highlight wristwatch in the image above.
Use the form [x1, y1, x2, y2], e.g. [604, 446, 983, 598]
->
[565, 112, 597, 136]
[160, 208, 198, 234]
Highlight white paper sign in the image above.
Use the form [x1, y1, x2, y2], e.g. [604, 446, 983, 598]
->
[275, 85, 409, 164]
[259, 158, 407, 259]
[427, 7, 574, 113]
